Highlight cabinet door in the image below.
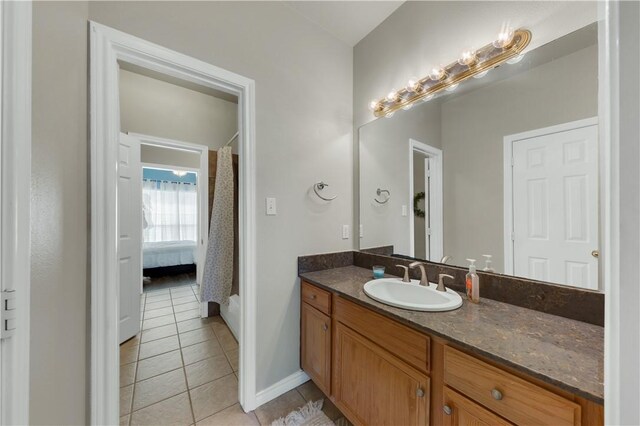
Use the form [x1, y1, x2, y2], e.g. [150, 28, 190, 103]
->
[301, 302, 331, 394]
[333, 322, 429, 426]
[443, 387, 513, 426]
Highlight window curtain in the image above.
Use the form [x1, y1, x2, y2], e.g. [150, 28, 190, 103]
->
[143, 180, 198, 243]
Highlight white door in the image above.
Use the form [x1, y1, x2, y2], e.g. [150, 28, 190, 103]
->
[118, 133, 142, 343]
[424, 157, 431, 260]
[511, 124, 599, 289]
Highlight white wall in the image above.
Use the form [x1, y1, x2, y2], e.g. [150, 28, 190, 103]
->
[119, 68, 238, 150]
[30, 2, 352, 423]
[354, 1, 597, 128]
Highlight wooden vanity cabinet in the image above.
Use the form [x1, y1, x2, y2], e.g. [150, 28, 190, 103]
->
[443, 386, 513, 426]
[300, 283, 332, 394]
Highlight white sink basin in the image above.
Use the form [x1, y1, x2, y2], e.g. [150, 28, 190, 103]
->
[363, 278, 463, 312]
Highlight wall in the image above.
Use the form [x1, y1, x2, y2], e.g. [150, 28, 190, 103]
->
[141, 144, 200, 169]
[354, 1, 597, 128]
[441, 44, 598, 271]
[31, 2, 89, 424]
[119, 68, 238, 150]
[30, 2, 352, 422]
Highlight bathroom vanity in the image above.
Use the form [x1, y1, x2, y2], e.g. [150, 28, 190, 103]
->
[298, 263, 603, 426]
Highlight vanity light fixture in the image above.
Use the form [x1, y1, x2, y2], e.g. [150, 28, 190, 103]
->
[369, 28, 531, 117]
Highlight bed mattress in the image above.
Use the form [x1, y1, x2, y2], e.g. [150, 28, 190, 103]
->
[143, 240, 197, 269]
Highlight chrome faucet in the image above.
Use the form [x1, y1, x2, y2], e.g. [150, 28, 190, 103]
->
[409, 261, 429, 286]
[395, 265, 411, 283]
[437, 274, 454, 292]
[440, 255, 453, 264]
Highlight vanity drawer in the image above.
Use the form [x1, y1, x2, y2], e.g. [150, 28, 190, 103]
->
[444, 346, 581, 426]
[301, 281, 331, 315]
[334, 296, 430, 373]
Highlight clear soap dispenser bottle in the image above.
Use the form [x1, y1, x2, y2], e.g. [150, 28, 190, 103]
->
[466, 259, 480, 303]
[482, 254, 495, 273]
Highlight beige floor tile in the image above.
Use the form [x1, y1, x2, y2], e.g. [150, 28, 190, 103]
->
[120, 362, 137, 387]
[122, 334, 141, 350]
[130, 391, 193, 426]
[143, 314, 176, 331]
[181, 339, 224, 365]
[121, 343, 140, 365]
[141, 323, 177, 344]
[179, 327, 215, 347]
[146, 293, 172, 303]
[120, 384, 134, 417]
[185, 354, 232, 389]
[170, 287, 195, 296]
[196, 403, 259, 426]
[172, 295, 198, 306]
[146, 288, 171, 296]
[173, 301, 200, 313]
[254, 389, 306, 425]
[139, 335, 180, 360]
[213, 326, 238, 352]
[190, 374, 238, 422]
[177, 317, 213, 334]
[120, 414, 130, 426]
[136, 349, 183, 381]
[296, 381, 343, 421]
[144, 306, 174, 320]
[224, 348, 239, 372]
[210, 321, 230, 336]
[132, 368, 187, 411]
[146, 299, 173, 311]
[175, 308, 200, 323]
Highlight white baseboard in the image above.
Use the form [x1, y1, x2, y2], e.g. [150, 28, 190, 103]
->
[255, 370, 310, 408]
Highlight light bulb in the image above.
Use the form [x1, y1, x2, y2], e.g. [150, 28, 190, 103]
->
[429, 67, 446, 81]
[507, 53, 525, 64]
[385, 111, 395, 118]
[458, 50, 476, 66]
[173, 170, 187, 177]
[445, 83, 459, 92]
[473, 70, 489, 79]
[386, 90, 398, 102]
[406, 77, 422, 92]
[368, 100, 380, 111]
[493, 27, 514, 48]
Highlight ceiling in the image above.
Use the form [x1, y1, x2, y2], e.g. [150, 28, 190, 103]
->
[284, 1, 405, 47]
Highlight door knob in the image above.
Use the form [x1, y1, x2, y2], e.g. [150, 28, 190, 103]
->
[443, 405, 452, 415]
[591, 250, 599, 258]
[491, 388, 503, 401]
[322, 324, 328, 332]
[416, 387, 425, 397]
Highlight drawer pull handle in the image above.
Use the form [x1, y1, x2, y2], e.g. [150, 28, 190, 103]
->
[311, 294, 317, 300]
[491, 388, 503, 401]
[322, 324, 328, 332]
[416, 387, 425, 398]
[443, 405, 452, 415]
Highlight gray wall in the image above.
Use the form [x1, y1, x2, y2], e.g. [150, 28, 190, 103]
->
[31, 2, 352, 423]
[119, 68, 238, 150]
[31, 2, 89, 424]
[441, 44, 598, 272]
[141, 145, 200, 169]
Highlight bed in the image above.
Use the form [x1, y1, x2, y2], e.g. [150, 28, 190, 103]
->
[143, 240, 197, 269]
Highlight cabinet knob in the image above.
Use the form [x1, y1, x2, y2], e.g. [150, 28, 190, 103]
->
[416, 387, 425, 398]
[322, 324, 328, 332]
[491, 388, 503, 401]
[443, 405, 452, 416]
[311, 294, 317, 300]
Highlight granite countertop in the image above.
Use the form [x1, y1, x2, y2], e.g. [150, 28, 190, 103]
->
[299, 265, 604, 404]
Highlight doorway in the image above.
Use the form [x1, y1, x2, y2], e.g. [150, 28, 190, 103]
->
[503, 117, 599, 290]
[409, 139, 443, 262]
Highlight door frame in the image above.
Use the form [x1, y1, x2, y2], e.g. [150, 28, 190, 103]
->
[135, 132, 209, 315]
[408, 139, 443, 262]
[90, 22, 257, 424]
[0, 2, 32, 425]
[502, 117, 599, 278]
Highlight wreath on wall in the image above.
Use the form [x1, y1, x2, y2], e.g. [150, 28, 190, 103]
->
[413, 192, 426, 218]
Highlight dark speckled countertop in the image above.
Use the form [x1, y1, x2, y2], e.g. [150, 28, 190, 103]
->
[300, 265, 604, 404]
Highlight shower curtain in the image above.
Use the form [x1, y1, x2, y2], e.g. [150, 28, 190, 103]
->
[201, 146, 235, 305]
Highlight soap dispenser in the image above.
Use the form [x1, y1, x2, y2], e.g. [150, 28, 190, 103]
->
[466, 259, 480, 303]
[482, 254, 495, 273]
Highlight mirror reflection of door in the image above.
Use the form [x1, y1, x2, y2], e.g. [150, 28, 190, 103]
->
[508, 120, 599, 290]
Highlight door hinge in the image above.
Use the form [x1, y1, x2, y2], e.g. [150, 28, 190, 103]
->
[1, 290, 16, 340]
[426, 228, 432, 236]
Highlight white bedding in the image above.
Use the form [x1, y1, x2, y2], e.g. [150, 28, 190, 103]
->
[143, 240, 197, 269]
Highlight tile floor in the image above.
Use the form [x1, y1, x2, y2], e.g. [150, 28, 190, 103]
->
[120, 278, 349, 426]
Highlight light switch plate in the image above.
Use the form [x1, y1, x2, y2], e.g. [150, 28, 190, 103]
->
[342, 225, 350, 240]
[266, 197, 277, 215]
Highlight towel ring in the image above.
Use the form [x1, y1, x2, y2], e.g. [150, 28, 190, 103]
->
[313, 181, 337, 201]
[374, 188, 391, 204]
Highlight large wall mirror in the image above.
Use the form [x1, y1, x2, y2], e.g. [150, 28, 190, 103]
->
[358, 22, 601, 291]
